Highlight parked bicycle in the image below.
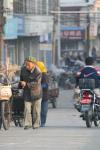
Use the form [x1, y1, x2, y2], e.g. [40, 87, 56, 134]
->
[0, 74, 12, 130]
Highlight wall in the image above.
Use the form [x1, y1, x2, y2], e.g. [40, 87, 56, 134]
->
[4, 0, 13, 18]
[24, 15, 53, 36]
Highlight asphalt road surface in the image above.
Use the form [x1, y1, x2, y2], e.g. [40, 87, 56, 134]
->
[0, 90, 100, 150]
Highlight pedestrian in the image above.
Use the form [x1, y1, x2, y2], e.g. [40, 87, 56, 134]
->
[20, 56, 42, 129]
[36, 61, 49, 127]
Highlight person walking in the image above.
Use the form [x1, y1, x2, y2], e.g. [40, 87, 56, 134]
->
[36, 61, 49, 127]
[20, 57, 42, 129]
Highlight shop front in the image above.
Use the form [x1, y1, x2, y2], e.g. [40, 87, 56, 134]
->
[61, 26, 85, 64]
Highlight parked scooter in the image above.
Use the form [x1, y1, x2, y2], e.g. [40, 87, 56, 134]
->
[75, 78, 100, 128]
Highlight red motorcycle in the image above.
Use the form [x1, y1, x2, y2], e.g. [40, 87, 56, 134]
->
[75, 78, 100, 128]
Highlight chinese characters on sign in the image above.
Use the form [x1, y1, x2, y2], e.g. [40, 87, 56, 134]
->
[61, 30, 85, 39]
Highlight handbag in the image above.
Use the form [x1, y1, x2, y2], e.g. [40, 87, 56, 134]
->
[30, 82, 42, 100]
[0, 85, 12, 100]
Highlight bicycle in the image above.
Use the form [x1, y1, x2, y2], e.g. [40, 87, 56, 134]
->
[0, 74, 12, 130]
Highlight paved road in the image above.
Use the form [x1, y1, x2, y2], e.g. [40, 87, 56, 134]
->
[0, 90, 100, 150]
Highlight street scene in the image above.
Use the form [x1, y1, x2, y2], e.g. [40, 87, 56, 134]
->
[0, 90, 100, 150]
[0, 0, 100, 150]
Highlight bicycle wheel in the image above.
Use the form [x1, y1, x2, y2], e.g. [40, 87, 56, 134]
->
[0, 103, 2, 129]
[18, 117, 24, 127]
[1, 101, 11, 130]
[0, 117, 2, 129]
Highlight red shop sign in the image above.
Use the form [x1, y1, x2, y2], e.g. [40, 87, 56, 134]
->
[61, 30, 84, 39]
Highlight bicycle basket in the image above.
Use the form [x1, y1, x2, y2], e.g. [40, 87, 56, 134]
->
[79, 78, 95, 89]
[0, 85, 12, 100]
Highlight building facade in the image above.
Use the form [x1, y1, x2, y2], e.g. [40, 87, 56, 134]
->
[3, 0, 55, 68]
[60, 0, 96, 65]
[92, 0, 100, 57]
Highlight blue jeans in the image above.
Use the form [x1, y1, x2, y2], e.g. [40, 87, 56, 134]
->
[41, 100, 48, 126]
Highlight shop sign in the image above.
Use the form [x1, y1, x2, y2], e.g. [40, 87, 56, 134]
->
[61, 30, 85, 39]
[4, 18, 17, 39]
[16, 16, 24, 36]
[89, 23, 97, 40]
[4, 16, 25, 39]
[40, 43, 52, 51]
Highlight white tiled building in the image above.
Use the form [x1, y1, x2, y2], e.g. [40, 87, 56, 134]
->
[3, 0, 55, 68]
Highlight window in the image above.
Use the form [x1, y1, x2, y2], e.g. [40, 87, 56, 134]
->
[13, 0, 56, 15]
[13, 0, 35, 14]
[13, 0, 24, 13]
[61, 13, 80, 26]
[42, 0, 47, 15]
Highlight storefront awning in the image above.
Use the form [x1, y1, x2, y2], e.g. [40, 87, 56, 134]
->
[61, 26, 84, 31]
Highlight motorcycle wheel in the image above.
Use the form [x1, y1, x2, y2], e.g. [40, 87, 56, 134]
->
[0, 104, 2, 129]
[85, 110, 92, 128]
[94, 111, 100, 127]
[0, 117, 2, 129]
[94, 119, 100, 127]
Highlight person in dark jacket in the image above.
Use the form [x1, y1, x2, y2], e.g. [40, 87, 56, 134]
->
[75, 57, 100, 100]
[20, 56, 42, 129]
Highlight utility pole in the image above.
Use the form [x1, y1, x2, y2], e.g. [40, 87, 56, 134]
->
[52, 0, 58, 65]
[85, 0, 90, 58]
[0, 0, 3, 65]
[86, 13, 90, 57]
[57, 0, 61, 67]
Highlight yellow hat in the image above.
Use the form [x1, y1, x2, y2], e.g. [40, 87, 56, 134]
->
[36, 61, 47, 73]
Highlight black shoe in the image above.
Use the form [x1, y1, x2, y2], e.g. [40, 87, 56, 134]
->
[24, 126, 31, 130]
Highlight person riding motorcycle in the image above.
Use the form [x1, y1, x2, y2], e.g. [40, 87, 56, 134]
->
[74, 56, 100, 102]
